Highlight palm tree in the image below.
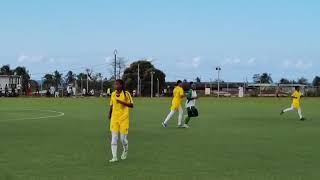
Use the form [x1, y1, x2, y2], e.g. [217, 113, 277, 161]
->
[53, 70, 62, 88]
[65, 71, 76, 85]
[43, 74, 54, 88]
[253, 73, 273, 84]
[297, 77, 308, 85]
[0, 65, 13, 75]
[14, 66, 30, 93]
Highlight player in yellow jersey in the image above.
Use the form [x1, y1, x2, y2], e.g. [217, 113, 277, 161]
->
[162, 80, 187, 128]
[280, 86, 305, 121]
[108, 79, 134, 163]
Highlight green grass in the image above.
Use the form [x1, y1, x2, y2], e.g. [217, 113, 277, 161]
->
[0, 97, 320, 180]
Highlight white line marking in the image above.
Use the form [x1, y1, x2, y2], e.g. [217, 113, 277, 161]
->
[0, 109, 65, 122]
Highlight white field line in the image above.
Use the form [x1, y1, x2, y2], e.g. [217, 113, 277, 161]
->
[0, 109, 65, 121]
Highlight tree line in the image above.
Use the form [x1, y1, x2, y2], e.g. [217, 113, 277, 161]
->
[1, 64, 320, 96]
[0, 60, 167, 96]
[252, 72, 320, 86]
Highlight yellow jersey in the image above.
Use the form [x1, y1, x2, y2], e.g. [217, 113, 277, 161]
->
[292, 90, 302, 109]
[171, 86, 184, 110]
[110, 90, 133, 122]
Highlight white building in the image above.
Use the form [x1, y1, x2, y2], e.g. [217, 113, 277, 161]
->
[0, 75, 22, 94]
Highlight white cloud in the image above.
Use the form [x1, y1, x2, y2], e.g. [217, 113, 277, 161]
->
[222, 58, 241, 65]
[17, 54, 55, 64]
[105, 56, 113, 63]
[191, 57, 201, 68]
[295, 60, 312, 70]
[247, 58, 256, 65]
[176, 56, 202, 69]
[283, 60, 313, 70]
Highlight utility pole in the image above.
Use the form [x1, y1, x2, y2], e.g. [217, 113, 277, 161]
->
[118, 58, 121, 79]
[150, 71, 155, 98]
[40, 77, 43, 96]
[260, 79, 262, 96]
[157, 78, 160, 97]
[114, 49, 117, 80]
[81, 77, 83, 93]
[216, 66, 221, 98]
[101, 76, 103, 94]
[86, 74, 89, 94]
[137, 64, 140, 96]
[74, 78, 77, 96]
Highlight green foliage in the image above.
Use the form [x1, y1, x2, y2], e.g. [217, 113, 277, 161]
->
[43, 74, 54, 88]
[0, 65, 13, 75]
[312, 76, 320, 87]
[14, 66, 30, 93]
[196, 77, 201, 83]
[297, 77, 308, 85]
[279, 78, 290, 84]
[65, 71, 76, 85]
[123, 60, 166, 96]
[253, 73, 273, 84]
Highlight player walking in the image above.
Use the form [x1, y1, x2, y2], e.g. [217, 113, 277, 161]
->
[108, 79, 134, 163]
[184, 82, 199, 128]
[280, 86, 305, 121]
[162, 80, 186, 128]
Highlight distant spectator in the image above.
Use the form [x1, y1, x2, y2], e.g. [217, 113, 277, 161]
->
[50, 86, 55, 96]
[82, 88, 86, 96]
[72, 87, 76, 96]
[67, 86, 72, 97]
[90, 89, 95, 96]
[55, 90, 59, 98]
[5, 84, 9, 96]
[36, 88, 40, 96]
[107, 88, 111, 96]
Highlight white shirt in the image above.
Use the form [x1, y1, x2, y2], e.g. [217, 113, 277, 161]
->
[185, 90, 197, 108]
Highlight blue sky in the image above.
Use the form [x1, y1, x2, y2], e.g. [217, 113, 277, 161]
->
[0, 0, 319, 82]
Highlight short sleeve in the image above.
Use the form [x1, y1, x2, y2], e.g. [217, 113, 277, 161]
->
[180, 88, 184, 96]
[125, 91, 133, 104]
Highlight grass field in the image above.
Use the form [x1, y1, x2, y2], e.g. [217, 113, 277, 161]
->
[1, 97, 320, 180]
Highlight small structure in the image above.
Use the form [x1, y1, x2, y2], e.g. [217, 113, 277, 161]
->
[0, 75, 22, 96]
[238, 86, 244, 97]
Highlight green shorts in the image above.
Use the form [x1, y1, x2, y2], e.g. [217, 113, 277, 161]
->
[187, 106, 199, 117]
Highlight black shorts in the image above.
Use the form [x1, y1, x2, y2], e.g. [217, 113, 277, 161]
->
[187, 106, 199, 117]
